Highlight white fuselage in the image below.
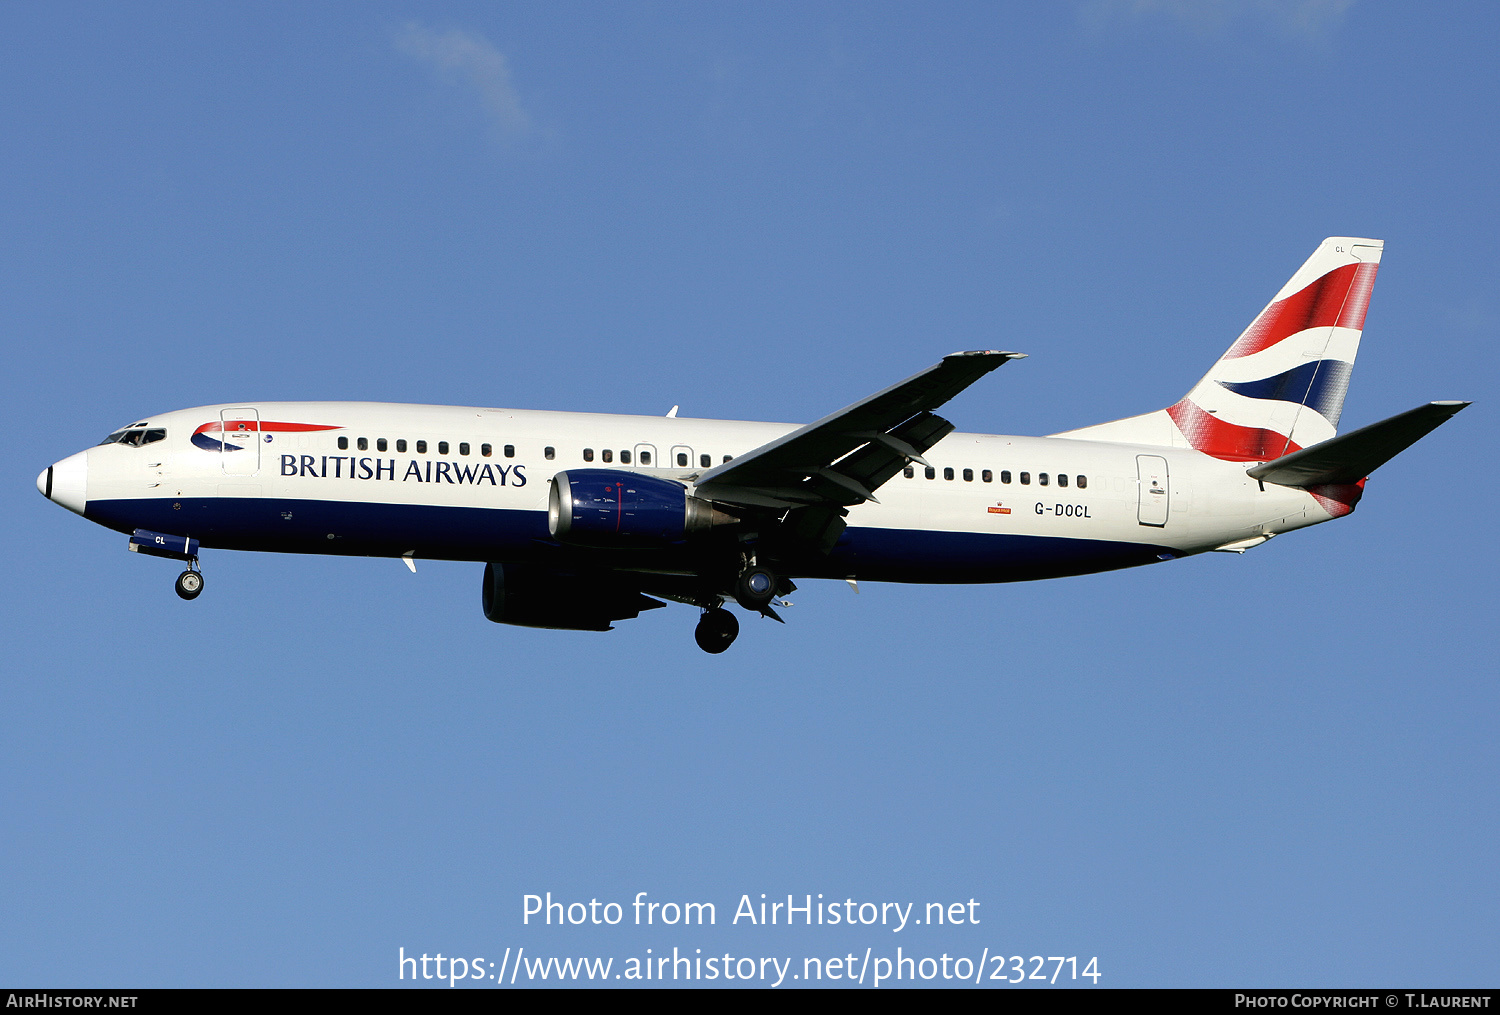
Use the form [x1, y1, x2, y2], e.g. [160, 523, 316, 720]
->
[53, 401, 1335, 584]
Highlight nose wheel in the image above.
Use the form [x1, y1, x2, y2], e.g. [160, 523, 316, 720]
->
[694, 608, 739, 653]
[175, 566, 204, 601]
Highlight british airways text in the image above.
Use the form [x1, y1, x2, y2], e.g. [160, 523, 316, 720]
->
[280, 455, 527, 486]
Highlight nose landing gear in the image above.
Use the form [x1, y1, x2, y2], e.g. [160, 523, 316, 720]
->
[127, 529, 205, 601]
[174, 561, 203, 601]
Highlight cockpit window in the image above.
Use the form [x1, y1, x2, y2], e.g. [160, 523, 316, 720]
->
[98, 428, 166, 447]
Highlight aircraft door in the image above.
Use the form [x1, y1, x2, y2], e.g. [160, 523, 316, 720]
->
[1136, 455, 1169, 526]
[220, 408, 262, 476]
[634, 443, 657, 467]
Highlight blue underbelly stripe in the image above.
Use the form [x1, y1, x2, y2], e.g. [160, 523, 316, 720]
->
[84, 497, 1177, 583]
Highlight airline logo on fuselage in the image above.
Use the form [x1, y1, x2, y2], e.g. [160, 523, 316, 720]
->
[192, 420, 342, 452]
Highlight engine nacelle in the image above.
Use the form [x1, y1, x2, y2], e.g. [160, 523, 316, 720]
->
[481, 562, 661, 631]
[548, 469, 735, 547]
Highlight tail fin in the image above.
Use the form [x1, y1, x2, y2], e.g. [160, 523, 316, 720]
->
[1055, 237, 1383, 460]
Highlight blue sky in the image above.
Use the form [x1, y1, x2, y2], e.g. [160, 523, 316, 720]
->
[2, 1, 1495, 988]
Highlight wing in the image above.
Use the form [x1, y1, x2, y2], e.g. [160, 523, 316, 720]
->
[693, 350, 1025, 510]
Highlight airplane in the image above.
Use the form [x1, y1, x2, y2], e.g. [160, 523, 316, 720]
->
[36, 237, 1467, 653]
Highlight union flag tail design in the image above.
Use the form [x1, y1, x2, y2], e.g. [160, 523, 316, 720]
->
[1054, 237, 1383, 460]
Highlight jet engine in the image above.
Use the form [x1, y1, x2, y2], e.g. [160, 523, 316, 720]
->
[547, 469, 736, 547]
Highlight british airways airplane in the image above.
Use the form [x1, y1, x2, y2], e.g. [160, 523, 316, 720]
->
[37, 238, 1466, 652]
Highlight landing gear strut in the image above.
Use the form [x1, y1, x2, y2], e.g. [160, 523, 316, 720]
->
[175, 563, 203, 601]
[694, 608, 739, 654]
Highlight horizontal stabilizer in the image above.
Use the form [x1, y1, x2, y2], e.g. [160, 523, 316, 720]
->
[1247, 401, 1469, 487]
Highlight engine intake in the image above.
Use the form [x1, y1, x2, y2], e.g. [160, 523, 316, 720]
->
[548, 469, 736, 547]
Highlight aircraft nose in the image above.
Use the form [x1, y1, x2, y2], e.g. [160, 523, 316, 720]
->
[39, 450, 88, 516]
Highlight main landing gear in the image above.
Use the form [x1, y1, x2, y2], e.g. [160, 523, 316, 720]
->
[174, 563, 204, 601]
[733, 565, 777, 611]
[693, 562, 793, 653]
[694, 608, 739, 654]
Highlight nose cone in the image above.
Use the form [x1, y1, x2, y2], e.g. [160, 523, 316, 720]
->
[39, 450, 88, 516]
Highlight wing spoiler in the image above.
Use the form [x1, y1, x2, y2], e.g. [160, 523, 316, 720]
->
[1247, 400, 1469, 487]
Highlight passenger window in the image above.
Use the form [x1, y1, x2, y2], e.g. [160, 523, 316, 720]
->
[904, 466, 914, 479]
[621, 450, 632, 464]
[639, 450, 651, 465]
[1058, 473, 1068, 488]
[944, 467, 954, 481]
[1020, 472, 1030, 485]
[377, 438, 388, 452]
[982, 469, 992, 483]
[357, 437, 368, 451]
[338, 437, 349, 450]
[438, 441, 449, 455]
[602, 449, 613, 463]
[481, 443, 492, 457]
[700, 454, 711, 468]
[545, 447, 555, 460]
[1077, 475, 1087, 489]
[396, 439, 407, 453]
[416, 440, 427, 454]
[459, 443, 470, 456]
[963, 468, 973, 482]
[925, 467, 936, 480]
[723, 455, 732, 463]
[504, 445, 515, 458]
[1001, 470, 1011, 484]
[1039, 473, 1049, 486]
[583, 448, 594, 462]
[676, 452, 688, 467]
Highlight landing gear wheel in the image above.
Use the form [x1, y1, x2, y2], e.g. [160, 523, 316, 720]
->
[733, 566, 777, 611]
[694, 608, 739, 654]
[175, 569, 203, 601]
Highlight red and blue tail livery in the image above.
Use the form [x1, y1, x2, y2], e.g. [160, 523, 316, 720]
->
[37, 238, 1467, 652]
[1059, 239, 1388, 459]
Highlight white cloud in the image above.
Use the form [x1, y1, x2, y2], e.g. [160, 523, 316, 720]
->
[394, 23, 530, 138]
[1080, 0, 1356, 38]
